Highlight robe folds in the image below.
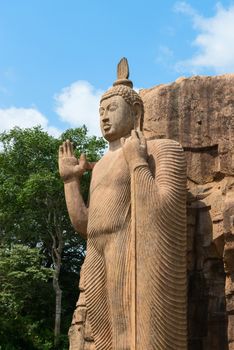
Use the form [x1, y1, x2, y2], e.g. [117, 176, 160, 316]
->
[83, 138, 187, 350]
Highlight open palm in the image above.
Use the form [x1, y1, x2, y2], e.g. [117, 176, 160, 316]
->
[58, 140, 91, 182]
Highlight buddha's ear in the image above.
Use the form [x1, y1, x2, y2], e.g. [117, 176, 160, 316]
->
[133, 103, 143, 131]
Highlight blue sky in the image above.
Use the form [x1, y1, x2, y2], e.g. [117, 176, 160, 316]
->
[0, 0, 234, 136]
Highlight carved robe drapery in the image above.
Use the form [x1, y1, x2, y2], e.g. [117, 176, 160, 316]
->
[83, 138, 187, 350]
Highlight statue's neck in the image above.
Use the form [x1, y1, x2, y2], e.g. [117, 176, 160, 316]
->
[108, 139, 121, 151]
[108, 133, 131, 152]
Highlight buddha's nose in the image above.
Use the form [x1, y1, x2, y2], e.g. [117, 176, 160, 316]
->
[102, 114, 109, 123]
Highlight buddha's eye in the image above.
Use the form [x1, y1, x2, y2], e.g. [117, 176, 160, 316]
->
[109, 104, 118, 112]
[99, 108, 104, 116]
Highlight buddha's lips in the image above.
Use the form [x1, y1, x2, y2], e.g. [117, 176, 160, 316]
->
[103, 124, 111, 130]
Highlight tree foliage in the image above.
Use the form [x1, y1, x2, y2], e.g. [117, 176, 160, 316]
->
[0, 125, 106, 349]
[0, 245, 54, 350]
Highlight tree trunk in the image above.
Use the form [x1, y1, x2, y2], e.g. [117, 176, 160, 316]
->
[53, 257, 62, 348]
[49, 211, 64, 348]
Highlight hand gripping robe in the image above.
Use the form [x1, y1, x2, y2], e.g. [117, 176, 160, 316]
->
[83, 138, 187, 350]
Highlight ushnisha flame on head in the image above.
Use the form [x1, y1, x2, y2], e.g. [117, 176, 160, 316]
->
[100, 57, 144, 113]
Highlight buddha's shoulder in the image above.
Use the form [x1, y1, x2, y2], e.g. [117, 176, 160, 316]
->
[146, 138, 184, 154]
[146, 138, 186, 176]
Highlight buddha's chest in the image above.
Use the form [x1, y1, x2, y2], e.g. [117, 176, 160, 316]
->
[90, 149, 130, 194]
[88, 149, 131, 234]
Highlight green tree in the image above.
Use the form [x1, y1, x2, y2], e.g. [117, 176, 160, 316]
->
[0, 125, 106, 348]
[0, 244, 54, 349]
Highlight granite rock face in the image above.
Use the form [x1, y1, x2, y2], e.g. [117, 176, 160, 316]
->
[140, 74, 234, 350]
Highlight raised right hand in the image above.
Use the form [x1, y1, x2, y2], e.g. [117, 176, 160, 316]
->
[58, 140, 93, 182]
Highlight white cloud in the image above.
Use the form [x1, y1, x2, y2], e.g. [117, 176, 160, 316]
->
[174, 2, 234, 74]
[174, 2, 199, 19]
[0, 107, 61, 138]
[0, 81, 142, 142]
[156, 45, 174, 65]
[54, 81, 103, 136]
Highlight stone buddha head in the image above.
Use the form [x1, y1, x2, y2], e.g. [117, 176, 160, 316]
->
[99, 58, 144, 142]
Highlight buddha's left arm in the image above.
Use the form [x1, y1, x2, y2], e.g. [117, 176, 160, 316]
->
[122, 131, 187, 207]
[122, 132, 188, 350]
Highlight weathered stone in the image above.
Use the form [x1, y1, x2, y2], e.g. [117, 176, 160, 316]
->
[64, 69, 233, 349]
[83, 341, 96, 350]
[225, 293, 234, 312]
[140, 74, 234, 182]
[84, 318, 94, 342]
[68, 322, 85, 350]
[61, 59, 187, 349]
[228, 314, 234, 343]
[73, 306, 86, 324]
[76, 292, 86, 307]
[140, 74, 234, 350]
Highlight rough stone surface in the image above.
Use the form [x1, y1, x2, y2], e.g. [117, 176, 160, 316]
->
[68, 267, 95, 350]
[140, 74, 234, 181]
[140, 74, 234, 350]
[67, 72, 234, 350]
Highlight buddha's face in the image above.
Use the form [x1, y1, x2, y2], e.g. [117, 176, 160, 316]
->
[99, 95, 135, 142]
